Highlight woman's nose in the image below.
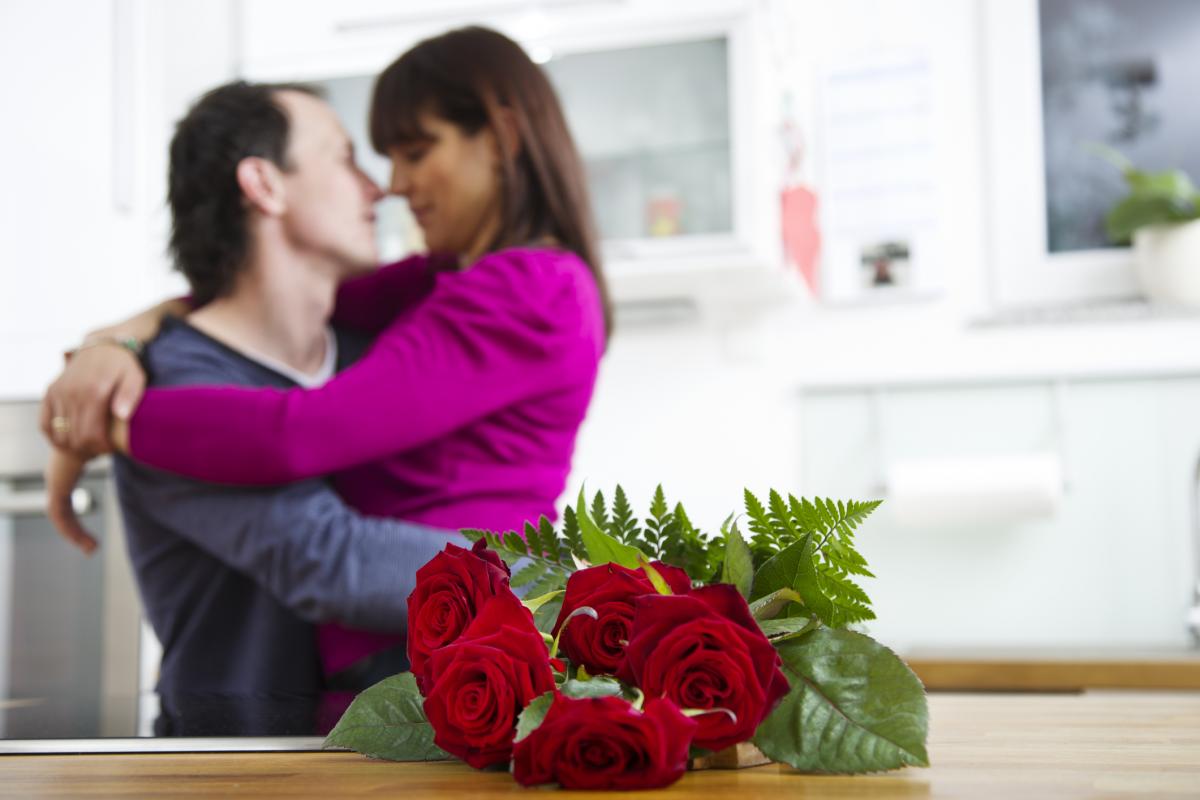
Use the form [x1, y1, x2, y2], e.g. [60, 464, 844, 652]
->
[389, 165, 411, 197]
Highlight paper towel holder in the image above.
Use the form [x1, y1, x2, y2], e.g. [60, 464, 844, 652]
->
[866, 380, 1073, 497]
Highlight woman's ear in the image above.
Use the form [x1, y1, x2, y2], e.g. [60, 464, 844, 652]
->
[489, 106, 522, 162]
[235, 156, 287, 216]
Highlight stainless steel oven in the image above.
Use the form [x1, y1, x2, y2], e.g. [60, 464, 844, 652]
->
[0, 400, 142, 740]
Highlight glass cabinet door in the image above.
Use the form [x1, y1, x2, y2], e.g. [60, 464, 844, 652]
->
[542, 37, 733, 244]
[315, 34, 734, 262]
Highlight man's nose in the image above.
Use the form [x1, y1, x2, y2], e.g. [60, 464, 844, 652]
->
[360, 170, 384, 203]
[365, 176, 384, 203]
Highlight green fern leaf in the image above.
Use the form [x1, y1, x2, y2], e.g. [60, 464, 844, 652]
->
[562, 506, 584, 559]
[510, 560, 546, 590]
[590, 490, 610, 531]
[610, 485, 641, 543]
[536, 516, 565, 563]
[744, 490, 771, 535]
[786, 495, 819, 534]
[460, 528, 487, 545]
[523, 521, 543, 560]
[527, 567, 570, 598]
[818, 568, 872, 606]
[649, 485, 669, 522]
[767, 490, 791, 530]
[503, 530, 528, 556]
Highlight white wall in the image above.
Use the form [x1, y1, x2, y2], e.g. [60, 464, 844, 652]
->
[565, 0, 988, 527]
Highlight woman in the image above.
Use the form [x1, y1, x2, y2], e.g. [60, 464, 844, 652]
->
[42, 26, 610, 680]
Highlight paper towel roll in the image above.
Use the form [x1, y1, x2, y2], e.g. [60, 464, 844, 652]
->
[885, 452, 1063, 528]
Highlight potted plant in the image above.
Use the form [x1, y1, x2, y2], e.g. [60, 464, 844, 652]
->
[1093, 144, 1200, 307]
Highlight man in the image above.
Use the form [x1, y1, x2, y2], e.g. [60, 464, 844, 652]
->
[44, 81, 461, 735]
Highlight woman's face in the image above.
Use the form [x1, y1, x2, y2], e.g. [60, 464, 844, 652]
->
[386, 113, 502, 260]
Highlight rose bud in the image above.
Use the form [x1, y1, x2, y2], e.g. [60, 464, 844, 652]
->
[513, 695, 697, 790]
[618, 584, 790, 751]
[422, 592, 556, 769]
[552, 561, 691, 675]
[407, 539, 513, 695]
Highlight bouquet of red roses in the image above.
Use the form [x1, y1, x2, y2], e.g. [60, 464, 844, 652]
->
[325, 487, 929, 790]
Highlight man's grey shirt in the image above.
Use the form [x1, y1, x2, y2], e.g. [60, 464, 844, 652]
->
[115, 316, 460, 725]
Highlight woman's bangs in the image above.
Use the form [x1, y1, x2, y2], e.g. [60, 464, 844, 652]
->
[368, 65, 437, 154]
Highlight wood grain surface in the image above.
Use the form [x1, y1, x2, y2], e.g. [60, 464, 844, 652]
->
[2, 692, 1199, 798]
[906, 649, 1200, 691]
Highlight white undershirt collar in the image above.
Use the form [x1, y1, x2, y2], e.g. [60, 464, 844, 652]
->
[237, 327, 338, 388]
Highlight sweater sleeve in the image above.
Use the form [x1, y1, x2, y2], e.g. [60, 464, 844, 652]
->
[114, 457, 465, 631]
[330, 254, 437, 333]
[129, 250, 603, 485]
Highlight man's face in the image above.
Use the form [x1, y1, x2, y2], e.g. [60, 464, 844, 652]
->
[274, 91, 382, 278]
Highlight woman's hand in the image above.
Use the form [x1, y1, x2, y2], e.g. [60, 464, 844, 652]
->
[38, 297, 184, 455]
[44, 447, 97, 554]
[40, 344, 144, 456]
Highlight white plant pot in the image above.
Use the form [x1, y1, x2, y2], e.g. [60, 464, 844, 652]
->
[1133, 220, 1200, 308]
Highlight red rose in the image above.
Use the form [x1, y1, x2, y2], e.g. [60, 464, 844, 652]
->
[407, 539, 511, 694]
[513, 695, 697, 790]
[552, 561, 692, 675]
[422, 592, 556, 769]
[618, 584, 789, 751]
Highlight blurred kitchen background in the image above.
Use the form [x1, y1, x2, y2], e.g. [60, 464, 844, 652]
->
[3, 0, 1200, 739]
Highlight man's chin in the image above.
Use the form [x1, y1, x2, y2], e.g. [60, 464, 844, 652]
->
[340, 253, 382, 280]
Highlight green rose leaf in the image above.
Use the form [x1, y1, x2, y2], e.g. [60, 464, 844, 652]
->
[720, 520, 754, 599]
[522, 589, 564, 615]
[638, 556, 675, 595]
[533, 594, 563, 633]
[751, 537, 804, 599]
[514, 691, 556, 743]
[749, 587, 804, 620]
[322, 672, 450, 762]
[750, 535, 835, 625]
[754, 628, 929, 773]
[576, 488, 642, 568]
[756, 616, 817, 642]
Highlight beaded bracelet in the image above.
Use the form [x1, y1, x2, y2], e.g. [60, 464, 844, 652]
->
[66, 335, 144, 361]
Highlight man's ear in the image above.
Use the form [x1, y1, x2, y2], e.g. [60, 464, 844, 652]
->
[235, 157, 286, 216]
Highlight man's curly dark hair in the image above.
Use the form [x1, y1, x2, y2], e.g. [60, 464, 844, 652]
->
[166, 80, 318, 304]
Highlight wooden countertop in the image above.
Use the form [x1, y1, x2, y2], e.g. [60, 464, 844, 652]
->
[905, 648, 1200, 691]
[2, 692, 1198, 798]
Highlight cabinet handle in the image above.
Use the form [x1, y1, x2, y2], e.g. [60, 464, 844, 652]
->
[111, 0, 136, 214]
[0, 488, 95, 518]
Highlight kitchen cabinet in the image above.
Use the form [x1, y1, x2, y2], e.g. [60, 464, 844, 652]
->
[236, 0, 787, 307]
[798, 377, 1200, 652]
[0, 1, 146, 399]
[0, 0, 234, 400]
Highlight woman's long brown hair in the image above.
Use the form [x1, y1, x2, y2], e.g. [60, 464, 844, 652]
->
[369, 26, 612, 340]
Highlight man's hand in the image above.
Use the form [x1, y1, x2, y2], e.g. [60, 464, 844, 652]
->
[45, 448, 97, 555]
[40, 344, 145, 456]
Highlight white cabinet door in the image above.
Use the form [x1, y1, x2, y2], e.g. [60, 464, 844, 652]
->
[799, 379, 1195, 651]
[0, 0, 148, 400]
[0, 0, 235, 401]
[237, 0, 782, 307]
